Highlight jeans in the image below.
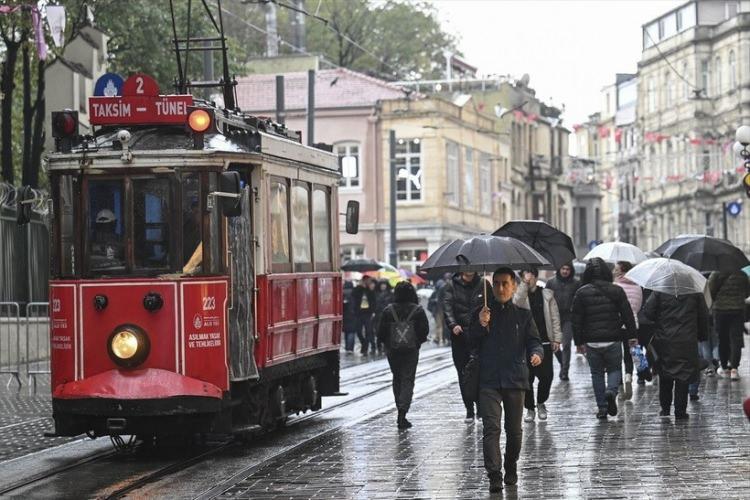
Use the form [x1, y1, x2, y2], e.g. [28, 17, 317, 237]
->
[660, 375, 689, 416]
[355, 313, 375, 353]
[525, 344, 553, 410]
[622, 339, 633, 375]
[700, 321, 720, 364]
[386, 349, 420, 412]
[714, 311, 744, 369]
[452, 340, 476, 414]
[344, 331, 356, 351]
[585, 343, 623, 409]
[479, 388, 525, 476]
[554, 320, 573, 376]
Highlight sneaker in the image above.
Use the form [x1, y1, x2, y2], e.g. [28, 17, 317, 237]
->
[705, 367, 715, 377]
[730, 369, 740, 381]
[503, 463, 518, 485]
[717, 367, 727, 378]
[659, 409, 670, 417]
[488, 473, 503, 493]
[605, 391, 618, 416]
[464, 411, 475, 423]
[689, 393, 699, 401]
[623, 374, 633, 400]
[559, 373, 569, 381]
[675, 412, 690, 420]
[537, 403, 548, 420]
[596, 408, 608, 419]
[523, 409, 535, 422]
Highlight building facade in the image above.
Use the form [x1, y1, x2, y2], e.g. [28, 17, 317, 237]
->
[637, 0, 750, 252]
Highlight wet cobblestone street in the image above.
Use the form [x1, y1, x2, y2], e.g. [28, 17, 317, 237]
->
[217, 353, 750, 499]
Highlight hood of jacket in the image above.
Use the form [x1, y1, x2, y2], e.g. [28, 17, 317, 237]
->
[555, 262, 577, 282]
[582, 257, 613, 285]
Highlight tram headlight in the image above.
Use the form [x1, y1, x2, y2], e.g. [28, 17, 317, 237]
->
[188, 109, 212, 133]
[107, 325, 150, 368]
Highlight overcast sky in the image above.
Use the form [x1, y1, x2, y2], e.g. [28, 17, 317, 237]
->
[429, 0, 683, 126]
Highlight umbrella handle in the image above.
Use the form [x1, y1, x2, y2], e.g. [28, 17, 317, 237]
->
[484, 272, 488, 309]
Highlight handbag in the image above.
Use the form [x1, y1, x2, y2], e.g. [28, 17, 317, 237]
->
[461, 354, 480, 403]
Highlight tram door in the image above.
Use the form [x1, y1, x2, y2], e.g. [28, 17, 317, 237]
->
[228, 171, 258, 381]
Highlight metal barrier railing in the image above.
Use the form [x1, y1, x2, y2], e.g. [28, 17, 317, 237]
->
[0, 302, 21, 389]
[26, 302, 49, 392]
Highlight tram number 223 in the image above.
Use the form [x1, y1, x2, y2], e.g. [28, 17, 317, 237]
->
[202, 296, 216, 311]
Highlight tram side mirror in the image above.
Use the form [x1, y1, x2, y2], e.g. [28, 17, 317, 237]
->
[16, 185, 33, 225]
[207, 171, 242, 217]
[345, 200, 359, 234]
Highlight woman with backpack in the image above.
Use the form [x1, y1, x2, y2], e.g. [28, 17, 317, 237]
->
[377, 281, 430, 429]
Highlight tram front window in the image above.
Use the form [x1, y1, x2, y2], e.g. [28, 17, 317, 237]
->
[88, 180, 126, 272]
[134, 178, 171, 270]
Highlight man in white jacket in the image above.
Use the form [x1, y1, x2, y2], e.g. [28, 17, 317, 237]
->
[515, 268, 562, 422]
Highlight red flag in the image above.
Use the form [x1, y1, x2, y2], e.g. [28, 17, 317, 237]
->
[512, 110, 525, 121]
[689, 138, 702, 145]
[598, 126, 610, 139]
[526, 113, 538, 123]
[614, 128, 623, 143]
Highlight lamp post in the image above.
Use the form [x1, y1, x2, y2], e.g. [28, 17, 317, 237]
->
[737, 125, 750, 199]
[389, 130, 398, 268]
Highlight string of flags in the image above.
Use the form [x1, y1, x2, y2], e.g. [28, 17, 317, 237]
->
[572, 124, 738, 149]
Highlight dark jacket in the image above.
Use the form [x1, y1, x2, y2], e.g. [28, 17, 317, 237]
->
[544, 266, 581, 321]
[708, 271, 749, 312]
[469, 297, 544, 391]
[351, 284, 377, 316]
[376, 303, 430, 348]
[442, 273, 486, 330]
[643, 292, 708, 382]
[374, 286, 394, 317]
[571, 258, 637, 345]
[342, 282, 357, 333]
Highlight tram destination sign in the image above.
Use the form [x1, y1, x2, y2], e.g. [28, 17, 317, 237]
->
[89, 73, 194, 126]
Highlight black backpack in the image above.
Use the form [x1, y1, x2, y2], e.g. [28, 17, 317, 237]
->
[388, 304, 419, 352]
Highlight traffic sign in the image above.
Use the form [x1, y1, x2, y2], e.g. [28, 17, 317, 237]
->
[93, 73, 123, 97]
[727, 201, 742, 217]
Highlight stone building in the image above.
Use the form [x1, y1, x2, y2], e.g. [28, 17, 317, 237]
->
[637, 0, 750, 251]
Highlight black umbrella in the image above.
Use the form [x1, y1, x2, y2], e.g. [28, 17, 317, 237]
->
[493, 220, 576, 269]
[659, 236, 749, 272]
[341, 258, 382, 272]
[654, 234, 731, 256]
[419, 239, 464, 280]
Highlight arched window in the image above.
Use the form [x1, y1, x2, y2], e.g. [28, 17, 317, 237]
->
[729, 50, 737, 89]
[714, 56, 722, 95]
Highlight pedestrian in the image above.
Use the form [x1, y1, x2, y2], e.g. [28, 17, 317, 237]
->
[351, 276, 377, 355]
[442, 272, 486, 422]
[642, 291, 708, 419]
[613, 261, 643, 401]
[514, 267, 562, 422]
[571, 257, 638, 419]
[342, 281, 357, 353]
[377, 281, 429, 429]
[374, 280, 394, 354]
[427, 275, 449, 345]
[708, 270, 749, 380]
[469, 267, 543, 492]
[636, 288, 657, 385]
[546, 262, 581, 381]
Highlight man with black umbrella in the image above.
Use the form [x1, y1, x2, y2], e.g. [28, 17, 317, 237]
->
[469, 267, 543, 493]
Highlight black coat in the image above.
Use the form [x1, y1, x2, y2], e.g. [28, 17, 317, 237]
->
[342, 285, 357, 333]
[376, 303, 430, 348]
[442, 274, 486, 330]
[469, 298, 544, 391]
[545, 271, 581, 321]
[643, 292, 708, 382]
[351, 285, 376, 316]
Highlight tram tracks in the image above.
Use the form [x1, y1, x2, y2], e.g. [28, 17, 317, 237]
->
[0, 349, 455, 499]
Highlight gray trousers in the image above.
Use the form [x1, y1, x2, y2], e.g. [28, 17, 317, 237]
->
[479, 388, 525, 476]
[554, 320, 574, 376]
[387, 349, 420, 412]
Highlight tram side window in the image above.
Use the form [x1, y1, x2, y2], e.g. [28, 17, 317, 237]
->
[87, 180, 125, 272]
[133, 178, 171, 270]
[182, 174, 202, 273]
[56, 175, 78, 277]
[270, 179, 290, 266]
[312, 187, 331, 270]
[291, 182, 312, 270]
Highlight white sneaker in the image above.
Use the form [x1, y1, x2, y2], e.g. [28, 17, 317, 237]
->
[705, 368, 715, 377]
[717, 367, 727, 378]
[624, 374, 633, 401]
[524, 409, 535, 422]
[537, 404, 548, 420]
[730, 369, 740, 381]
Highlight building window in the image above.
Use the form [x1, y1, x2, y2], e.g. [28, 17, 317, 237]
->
[682, 61, 690, 100]
[336, 142, 360, 189]
[446, 141, 459, 206]
[463, 147, 475, 210]
[729, 50, 737, 89]
[395, 138, 422, 202]
[714, 56, 722, 95]
[398, 248, 428, 273]
[340, 245, 364, 264]
[479, 153, 492, 214]
[701, 60, 710, 97]
[78, 77, 87, 114]
[647, 78, 656, 112]
[665, 72, 672, 107]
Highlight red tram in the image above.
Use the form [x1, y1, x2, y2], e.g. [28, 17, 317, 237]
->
[40, 72, 357, 439]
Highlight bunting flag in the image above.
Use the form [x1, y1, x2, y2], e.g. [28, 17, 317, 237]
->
[47, 5, 66, 48]
[0, 5, 46, 59]
[572, 124, 583, 132]
[512, 110, 524, 121]
[598, 126, 610, 139]
[614, 128, 623, 143]
[526, 113, 538, 123]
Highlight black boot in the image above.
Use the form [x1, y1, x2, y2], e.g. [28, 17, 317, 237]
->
[504, 461, 518, 485]
[488, 473, 503, 492]
[397, 410, 412, 429]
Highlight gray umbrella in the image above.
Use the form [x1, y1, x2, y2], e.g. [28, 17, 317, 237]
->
[624, 258, 707, 296]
